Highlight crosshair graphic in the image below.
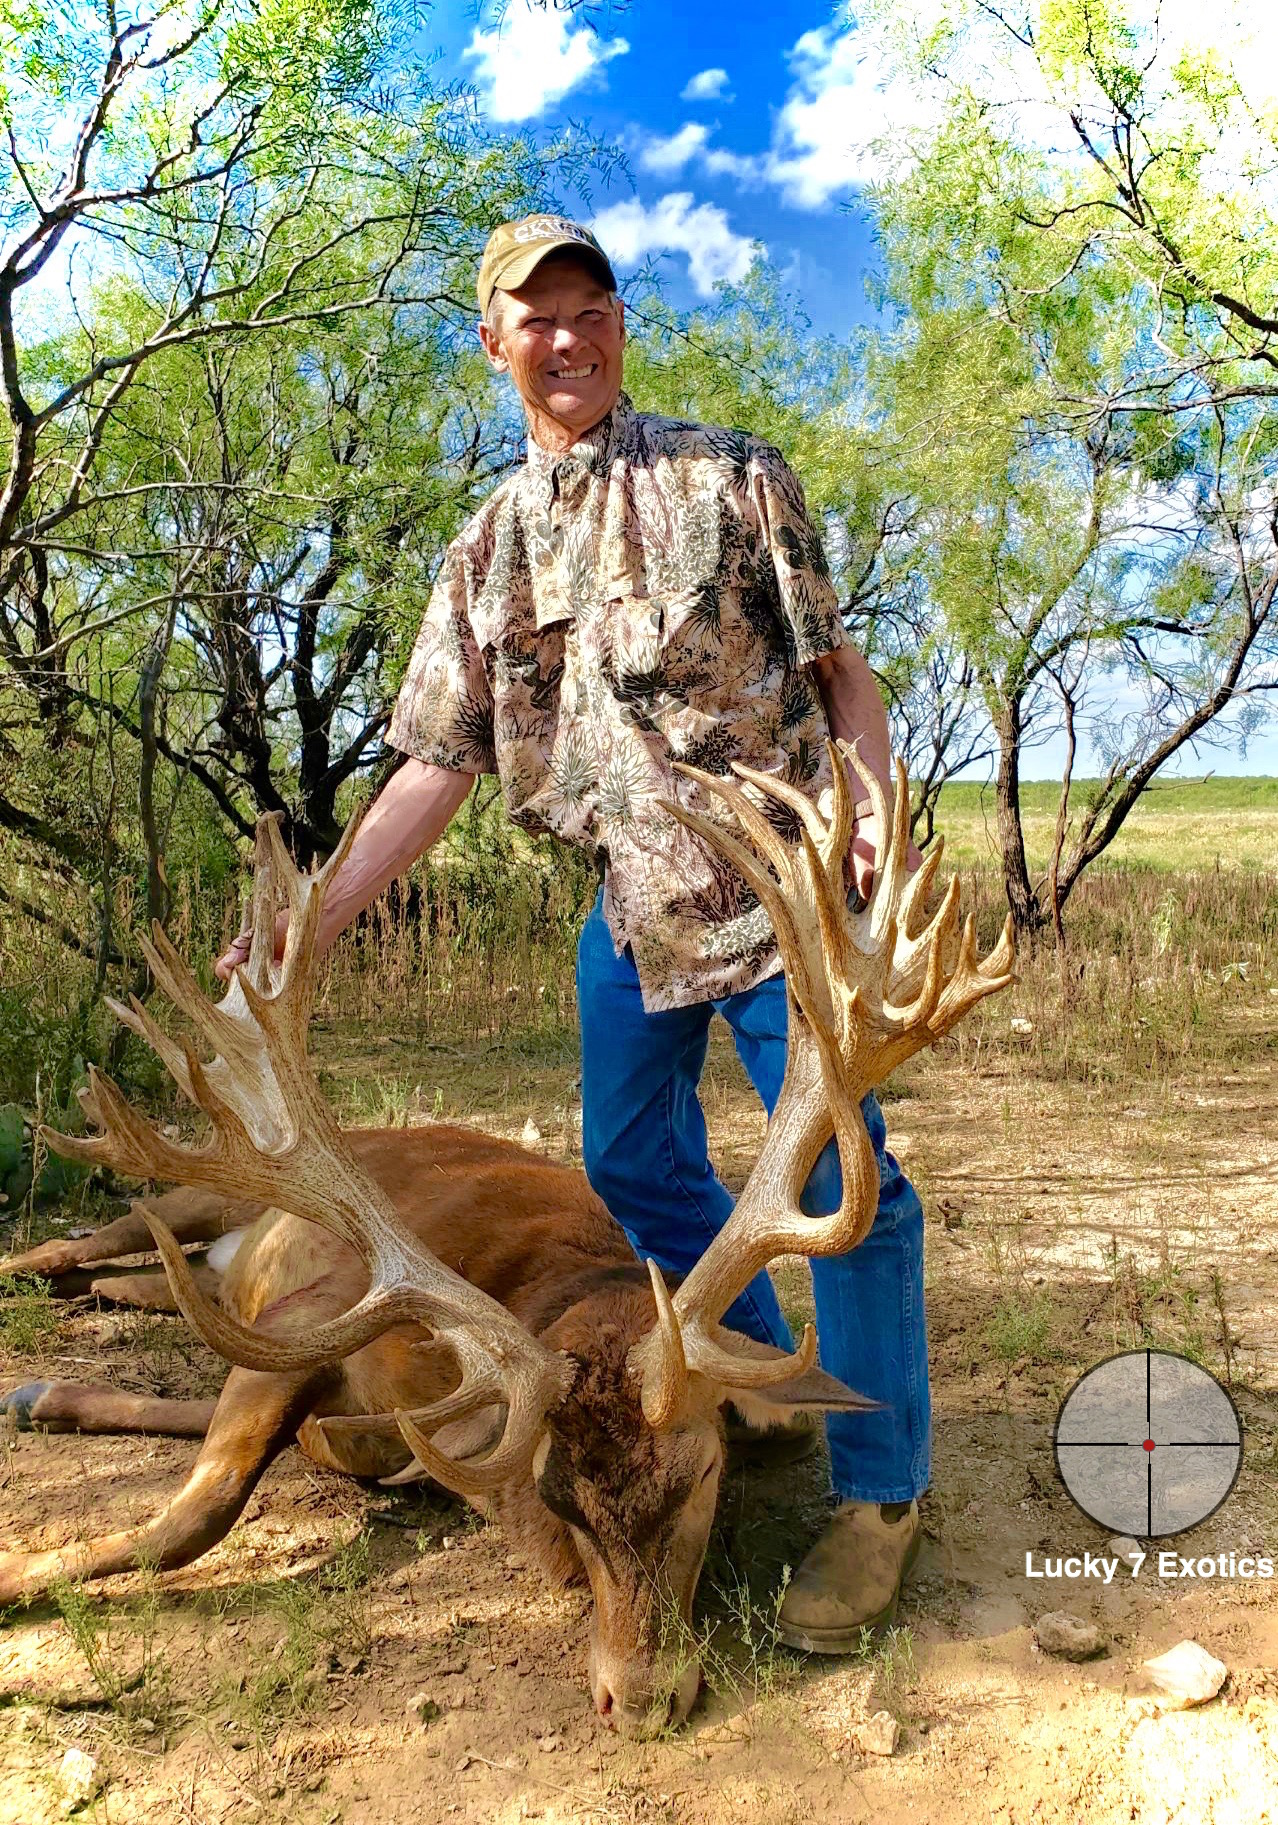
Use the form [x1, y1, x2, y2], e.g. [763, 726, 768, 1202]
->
[1053, 1349, 1242, 1537]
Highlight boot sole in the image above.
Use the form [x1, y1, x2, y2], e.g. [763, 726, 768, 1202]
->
[776, 1524, 922, 1654]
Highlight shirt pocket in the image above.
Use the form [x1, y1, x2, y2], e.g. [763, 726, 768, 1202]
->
[603, 587, 738, 732]
[485, 621, 569, 729]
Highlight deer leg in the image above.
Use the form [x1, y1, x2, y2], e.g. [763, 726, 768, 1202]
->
[1, 1380, 219, 1437]
[0, 1188, 261, 1283]
[13, 1260, 221, 1311]
[92, 1261, 220, 1310]
[0, 1364, 319, 1605]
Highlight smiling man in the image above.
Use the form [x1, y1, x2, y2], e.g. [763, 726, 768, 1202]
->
[217, 213, 927, 1650]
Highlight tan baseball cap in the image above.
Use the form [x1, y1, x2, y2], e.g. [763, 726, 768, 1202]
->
[477, 213, 618, 317]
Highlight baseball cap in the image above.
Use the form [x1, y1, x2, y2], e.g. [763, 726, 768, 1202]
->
[477, 214, 618, 317]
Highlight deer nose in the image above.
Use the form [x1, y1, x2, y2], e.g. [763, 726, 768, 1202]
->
[595, 1684, 681, 1738]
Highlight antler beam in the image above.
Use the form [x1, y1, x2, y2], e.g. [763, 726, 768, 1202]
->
[631, 741, 1015, 1426]
[43, 815, 575, 1498]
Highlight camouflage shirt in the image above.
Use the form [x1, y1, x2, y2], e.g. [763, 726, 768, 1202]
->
[387, 391, 848, 1011]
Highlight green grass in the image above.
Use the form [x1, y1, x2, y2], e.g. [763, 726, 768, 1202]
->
[931, 775, 1278, 872]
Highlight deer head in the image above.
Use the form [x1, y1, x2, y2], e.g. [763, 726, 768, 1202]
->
[44, 742, 1014, 1736]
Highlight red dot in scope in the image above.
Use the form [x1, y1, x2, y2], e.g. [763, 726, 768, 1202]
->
[1143, 1439, 1156, 1451]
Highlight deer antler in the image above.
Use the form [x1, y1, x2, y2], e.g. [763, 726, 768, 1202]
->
[41, 815, 574, 1498]
[631, 741, 1015, 1428]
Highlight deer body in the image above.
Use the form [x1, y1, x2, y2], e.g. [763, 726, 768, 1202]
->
[2, 747, 1015, 1735]
[1, 1125, 832, 1730]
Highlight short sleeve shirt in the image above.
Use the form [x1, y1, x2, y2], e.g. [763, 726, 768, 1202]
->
[387, 391, 848, 1011]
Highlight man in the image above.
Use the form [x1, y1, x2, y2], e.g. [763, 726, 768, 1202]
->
[216, 214, 927, 1647]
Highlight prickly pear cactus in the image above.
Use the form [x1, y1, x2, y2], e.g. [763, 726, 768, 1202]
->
[0, 1082, 90, 1213]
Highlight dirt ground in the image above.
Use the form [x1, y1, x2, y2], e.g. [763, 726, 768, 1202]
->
[3, 1014, 1278, 1825]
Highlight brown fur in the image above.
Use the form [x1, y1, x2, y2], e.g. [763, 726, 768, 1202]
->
[0, 1123, 865, 1735]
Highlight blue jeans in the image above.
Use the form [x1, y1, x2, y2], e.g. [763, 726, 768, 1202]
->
[576, 891, 930, 1505]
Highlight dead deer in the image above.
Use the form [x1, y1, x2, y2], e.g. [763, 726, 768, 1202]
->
[0, 746, 1013, 1734]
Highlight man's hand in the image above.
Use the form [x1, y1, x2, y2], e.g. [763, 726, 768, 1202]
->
[849, 811, 922, 905]
[214, 910, 288, 983]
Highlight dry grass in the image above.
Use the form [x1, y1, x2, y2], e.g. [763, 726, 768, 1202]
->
[934, 774, 1278, 871]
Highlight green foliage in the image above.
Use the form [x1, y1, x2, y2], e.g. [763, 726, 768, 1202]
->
[0, 1270, 59, 1354]
[0, 0, 618, 1102]
[850, 0, 1278, 933]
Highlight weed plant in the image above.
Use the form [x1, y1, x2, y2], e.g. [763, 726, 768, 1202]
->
[50, 1569, 171, 1726]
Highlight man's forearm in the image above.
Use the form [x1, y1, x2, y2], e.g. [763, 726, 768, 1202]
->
[811, 645, 893, 800]
[317, 759, 475, 952]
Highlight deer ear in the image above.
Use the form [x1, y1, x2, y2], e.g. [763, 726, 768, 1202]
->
[724, 1367, 880, 1425]
[707, 1330, 880, 1418]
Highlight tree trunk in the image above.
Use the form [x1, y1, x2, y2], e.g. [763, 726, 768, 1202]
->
[993, 705, 1046, 943]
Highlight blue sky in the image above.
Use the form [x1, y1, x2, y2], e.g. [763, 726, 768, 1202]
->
[426, 0, 884, 336]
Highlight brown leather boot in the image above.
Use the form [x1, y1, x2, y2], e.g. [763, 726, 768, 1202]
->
[776, 1499, 922, 1651]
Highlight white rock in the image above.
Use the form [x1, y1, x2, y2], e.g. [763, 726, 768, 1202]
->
[1142, 1640, 1227, 1707]
[855, 1710, 900, 1757]
[1010, 1016, 1034, 1037]
[57, 1748, 102, 1813]
[1108, 1535, 1143, 1569]
[1033, 1612, 1107, 1660]
[520, 1118, 542, 1147]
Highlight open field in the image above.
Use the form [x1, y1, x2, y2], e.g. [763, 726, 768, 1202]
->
[1, 823, 1277, 1825]
[932, 776, 1278, 872]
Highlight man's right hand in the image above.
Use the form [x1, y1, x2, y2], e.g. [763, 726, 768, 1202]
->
[209, 760, 474, 986]
[213, 932, 252, 983]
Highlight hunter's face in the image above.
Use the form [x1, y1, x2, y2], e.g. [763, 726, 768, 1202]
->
[480, 254, 625, 444]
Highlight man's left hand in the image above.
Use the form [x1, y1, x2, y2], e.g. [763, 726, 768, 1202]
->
[850, 812, 922, 904]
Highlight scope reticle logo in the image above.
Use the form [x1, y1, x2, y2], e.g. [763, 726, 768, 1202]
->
[1053, 1349, 1242, 1537]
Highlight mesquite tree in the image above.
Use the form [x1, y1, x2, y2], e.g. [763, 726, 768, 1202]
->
[0, 0, 604, 1091]
[860, 0, 1278, 939]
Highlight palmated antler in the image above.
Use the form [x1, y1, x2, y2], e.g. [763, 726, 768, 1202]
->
[42, 815, 574, 1498]
[631, 741, 1015, 1428]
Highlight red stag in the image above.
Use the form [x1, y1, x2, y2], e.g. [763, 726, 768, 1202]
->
[0, 746, 1013, 1733]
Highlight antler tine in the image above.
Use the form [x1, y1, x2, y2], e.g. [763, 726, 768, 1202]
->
[632, 746, 1016, 1425]
[393, 1324, 567, 1494]
[106, 994, 197, 1103]
[40, 811, 577, 1495]
[639, 1260, 690, 1429]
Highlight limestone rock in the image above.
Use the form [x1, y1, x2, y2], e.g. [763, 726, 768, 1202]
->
[56, 1748, 102, 1814]
[855, 1710, 900, 1757]
[1033, 1612, 1107, 1660]
[1108, 1536, 1143, 1569]
[1142, 1640, 1227, 1707]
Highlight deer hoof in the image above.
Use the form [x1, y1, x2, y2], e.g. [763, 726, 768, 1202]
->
[0, 1383, 52, 1430]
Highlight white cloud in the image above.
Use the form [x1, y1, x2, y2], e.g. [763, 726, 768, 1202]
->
[702, 145, 760, 183]
[621, 8, 1278, 222]
[762, 23, 935, 208]
[640, 123, 710, 175]
[591, 192, 760, 296]
[734, 1, 1278, 213]
[464, 0, 628, 124]
[681, 67, 731, 102]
